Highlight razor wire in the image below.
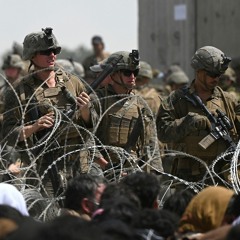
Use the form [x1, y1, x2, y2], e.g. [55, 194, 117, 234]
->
[0, 69, 240, 221]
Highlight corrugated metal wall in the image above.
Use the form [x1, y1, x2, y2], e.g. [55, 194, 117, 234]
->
[139, 0, 240, 78]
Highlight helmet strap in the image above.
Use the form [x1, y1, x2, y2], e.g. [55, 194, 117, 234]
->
[110, 72, 132, 93]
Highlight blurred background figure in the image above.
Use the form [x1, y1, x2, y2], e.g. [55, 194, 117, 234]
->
[166, 70, 190, 92]
[219, 67, 240, 100]
[56, 58, 85, 79]
[82, 36, 110, 84]
[1, 54, 25, 86]
[135, 61, 161, 116]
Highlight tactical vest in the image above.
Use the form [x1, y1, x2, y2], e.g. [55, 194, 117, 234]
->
[19, 70, 82, 143]
[98, 90, 142, 148]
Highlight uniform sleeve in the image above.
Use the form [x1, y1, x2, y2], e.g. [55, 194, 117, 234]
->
[156, 91, 192, 143]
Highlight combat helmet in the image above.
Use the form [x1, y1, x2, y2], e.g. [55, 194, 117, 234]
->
[23, 27, 61, 60]
[90, 50, 140, 73]
[167, 71, 189, 85]
[56, 59, 85, 78]
[138, 61, 153, 79]
[2, 54, 24, 70]
[191, 46, 231, 76]
[222, 67, 237, 82]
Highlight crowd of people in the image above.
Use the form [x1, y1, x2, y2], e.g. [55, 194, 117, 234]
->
[0, 26, 240, 239]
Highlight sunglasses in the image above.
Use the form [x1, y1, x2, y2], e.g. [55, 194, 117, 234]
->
[206, 71, 221, 78]
[121, 69, 139, 77]
[38, 48, 60, 56]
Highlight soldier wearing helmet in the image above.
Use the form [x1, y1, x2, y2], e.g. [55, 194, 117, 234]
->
[2, 54, 24, 85]
[87, 50, 163, 174]
[156, 46, 240, 184]
[2, 28, 94, 197]
[219, 67, 240, 100]
[134, 61, 161, 116]
[56, 59, 85, 78]
[166, 71, 190, 92]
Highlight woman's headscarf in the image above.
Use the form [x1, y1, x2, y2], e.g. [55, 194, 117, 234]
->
[0, 183, 29, 216]
[179, 186, 234, 233]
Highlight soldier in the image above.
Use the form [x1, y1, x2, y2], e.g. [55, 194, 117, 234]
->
[0, 54, 26, 180]
[1, 54, 25, 86]
[56, 59, 85, 79]
[89, 50, 163, 174]
[82, 36, 110, 84]
[2, 27, 93, 196]
[156, 46, 240, 184]
[219, 67, 240, 100]
[135, 61, 161, 116]
[166, 71, 190, 92]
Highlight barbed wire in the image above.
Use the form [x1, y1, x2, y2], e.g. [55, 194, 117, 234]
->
[0, 68, 240, 221]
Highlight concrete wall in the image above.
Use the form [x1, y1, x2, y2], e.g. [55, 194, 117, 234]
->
[138, 0, 240, 78]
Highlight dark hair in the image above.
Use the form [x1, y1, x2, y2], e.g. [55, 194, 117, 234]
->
[0, 205, 24, 225]
[132, 209, 178, 239]
[97, 219, 137, 240]
[100, 183, 141, 209]
[226, 224, 240, 240]
[121, 172, 160, 208]
[64, 174, 105, 211]
[224, 194, 240, 224]
[95, 196, 140, 225]
[163, 190, 195, 218]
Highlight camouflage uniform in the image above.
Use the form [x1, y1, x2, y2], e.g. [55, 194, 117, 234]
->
[156, 46, 240, 182]
[2, 28, 94, 195]
[0, 54, 26, 131]
[82, 52, 110, 83]
[90, 51, 163, 172]
[135, 61, 161, 116]
[166, 71, 190, 92]
[219, 67, 240, 100]
[56, 59, 85, 78]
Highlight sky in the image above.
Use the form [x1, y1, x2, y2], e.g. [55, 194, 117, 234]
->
[0, 0, 138, 58]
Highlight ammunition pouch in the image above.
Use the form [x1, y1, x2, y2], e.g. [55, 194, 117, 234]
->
[107, 114, 137, 147]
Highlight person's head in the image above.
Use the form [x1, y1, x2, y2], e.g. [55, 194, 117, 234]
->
[121, 172, 160, 209]
[191, 46, 231, 91]
[179, 186, 234, 233]
[56, 59, 85, 78]
[23, 27, 61, 71]
[166, 71, 189, 91]
[94, 183, 141, 224]
[64, 174, 106, 217]
[0, 183, 29, 216]
[2, 54, 24, 83]
[219, 67, 237, 90]
[0, 205, 24, 225]
[136, 61, 153, 87]
[90, 50, 140, 91]
[222, 194, 240, 225]
[163, 190, 195, 218]
[92, 36, 105, 56]
[132, 209, 179, 239]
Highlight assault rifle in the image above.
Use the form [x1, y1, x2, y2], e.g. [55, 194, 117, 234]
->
[190, 93, 236, 151]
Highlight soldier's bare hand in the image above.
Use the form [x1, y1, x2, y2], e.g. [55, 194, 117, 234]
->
[34, 112, 54, 131]
[76, 92, 91, 111]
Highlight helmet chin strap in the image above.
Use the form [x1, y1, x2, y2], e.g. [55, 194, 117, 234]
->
[110, 72, 133, 92]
